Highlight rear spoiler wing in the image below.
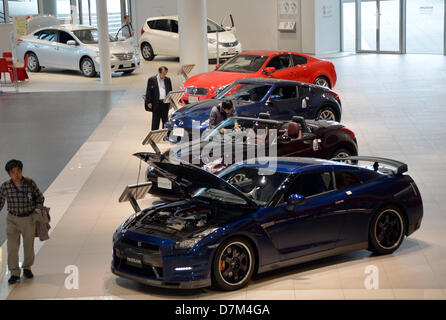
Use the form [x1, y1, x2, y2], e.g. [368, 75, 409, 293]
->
[119, 182, 152, 213]
[331, 156, 408, 175]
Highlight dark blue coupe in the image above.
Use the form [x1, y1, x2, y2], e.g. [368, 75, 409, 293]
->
[112, 156, 423, 291]
[165, 78, 342, 141]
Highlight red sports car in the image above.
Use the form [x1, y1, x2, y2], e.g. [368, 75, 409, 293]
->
[181, 50, 337, 103]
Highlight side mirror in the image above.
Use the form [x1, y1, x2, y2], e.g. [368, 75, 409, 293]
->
[263, 67, 276, 75]
[67, 40, 77, 46]
[286, 194, 305, 211]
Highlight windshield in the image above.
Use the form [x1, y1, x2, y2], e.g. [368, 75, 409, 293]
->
[205, 118, 283, 144]
[207, 19, 225, 33]
[217, 54, 268, 73]
[194, 166, 288, 206]
[216, 83, 271, 102]
[73, 29, 117, 44]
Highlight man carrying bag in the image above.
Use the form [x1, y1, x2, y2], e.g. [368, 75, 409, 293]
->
[0, 159, 46, 284]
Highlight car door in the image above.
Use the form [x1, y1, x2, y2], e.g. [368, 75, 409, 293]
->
[290, 53, 311, 83]
[53, 31, 79, 70]
[148, 19, 177, 56]
[260, 169, 346, 260]
[265, 54, 294, 80]
[265, 85, 301, 120]
[332, 168, 378, 248]
[32, 29, 58, 67]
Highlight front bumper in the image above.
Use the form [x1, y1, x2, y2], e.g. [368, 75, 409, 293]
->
[93, 56, 140, 72]
[111, 264, 211, 289]
[208, 43, 242, 59]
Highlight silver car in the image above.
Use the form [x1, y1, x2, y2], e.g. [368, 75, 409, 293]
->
[15, 25, 140, 77]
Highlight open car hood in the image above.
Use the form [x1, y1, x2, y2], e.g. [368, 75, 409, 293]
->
[146, 159, 258, 208]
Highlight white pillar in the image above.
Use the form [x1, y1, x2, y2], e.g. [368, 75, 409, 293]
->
[177, 0, 208, 74]
[96, 0, 112, 84]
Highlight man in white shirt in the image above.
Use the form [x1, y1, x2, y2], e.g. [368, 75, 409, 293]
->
[145, 66, 173, 130]
[121, 15, 134, 39]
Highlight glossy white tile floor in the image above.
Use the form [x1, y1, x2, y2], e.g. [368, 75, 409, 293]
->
[1, 53, 446, 300]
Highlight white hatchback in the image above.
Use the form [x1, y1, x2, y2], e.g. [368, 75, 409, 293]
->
[139, 16, 242, 61]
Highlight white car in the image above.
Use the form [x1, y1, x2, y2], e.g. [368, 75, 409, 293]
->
[16, 25, 140, 77]
[139, 16, 242, 61]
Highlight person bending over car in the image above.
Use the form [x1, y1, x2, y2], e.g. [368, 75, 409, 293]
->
[209, 100, 239, 133]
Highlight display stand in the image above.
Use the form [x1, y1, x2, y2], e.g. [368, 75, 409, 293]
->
[163, 90, 185, 111]
[141, 128, 169, 154]
[119, 182, 152, 213]
[178, 64, 195, 80]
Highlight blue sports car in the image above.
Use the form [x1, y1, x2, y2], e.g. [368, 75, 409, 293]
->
[112, 156, 423, 291]
[165, 78, 342, 141]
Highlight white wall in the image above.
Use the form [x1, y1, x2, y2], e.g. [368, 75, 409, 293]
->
[207, 0, 278, 51]
[315, 0, 341, 54]
[0, 24, 14, 53]
[301, 0, 316, 54]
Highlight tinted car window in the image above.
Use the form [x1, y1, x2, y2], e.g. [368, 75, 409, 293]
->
[150, 19, 170, 32]
[171, 20, 178, 33]
[218, 54, 268, 73]
[58, 31, 75, 44]
[218, 83, 271, 102]
[298, 86, 310, 97]
[270, 86, 297, 100]
[291, 54, 308, 66]
[267, 55, 292, 70]
[37, 29, 57, 42]
[287, 171, 334, 198]
[335, 171, 362, 189]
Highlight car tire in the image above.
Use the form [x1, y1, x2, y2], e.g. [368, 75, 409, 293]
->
[331, 148, 357, 164]
[212, 237, 255, 291]
[141, 42, 155, 61]
[368, 206, 405, 255]
[316, 107, 339, 121]
[81, 57, 97, 77]
[123, 69, 135, 74]
[314, 76, 331, 88]
[27, 52, 41, 72]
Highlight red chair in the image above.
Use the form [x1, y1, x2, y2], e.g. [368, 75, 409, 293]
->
[14, 54, 29, 81]
[2, 52, 13, 66]
[0, 58, 15, 82]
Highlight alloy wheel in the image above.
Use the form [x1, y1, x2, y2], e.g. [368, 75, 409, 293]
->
[314, 77, 330, 88]
[218, 242, 252, 286]
[318, 109, 336, 121]
[374, 209, 404, 250]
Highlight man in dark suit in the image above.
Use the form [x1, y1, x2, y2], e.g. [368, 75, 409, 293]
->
[145, 66, 173, 130]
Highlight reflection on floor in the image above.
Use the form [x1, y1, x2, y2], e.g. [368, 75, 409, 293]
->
[1, 54, 446, 300]
[0, 91, 123, 244]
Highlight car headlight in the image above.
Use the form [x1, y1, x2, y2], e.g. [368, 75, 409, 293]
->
[213, 84, 230, 95]
[208, 38, 217, 44]
[203, 158, 223, 173]
[174, 228, 218, 249]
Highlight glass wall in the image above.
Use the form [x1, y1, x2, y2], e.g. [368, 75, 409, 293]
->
[342, 0, 356, 52]
[8, 0, 39, 20]
[406, 0, 445, 54]
[0, 0, 5, 23]
[81, 0, 122, 36]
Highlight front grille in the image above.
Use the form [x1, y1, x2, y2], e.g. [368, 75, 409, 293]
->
[114, 256, 163, 278]
[114, 53, 134, 61]
[185, 86, 210, 95]
[121, 237, 160, 253]
[220, 40, 239, 48]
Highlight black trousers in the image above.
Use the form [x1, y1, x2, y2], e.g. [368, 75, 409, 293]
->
[151, 101, 169, 130]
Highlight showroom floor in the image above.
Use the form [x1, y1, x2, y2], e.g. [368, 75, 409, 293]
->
[1, 53, 446, 300]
